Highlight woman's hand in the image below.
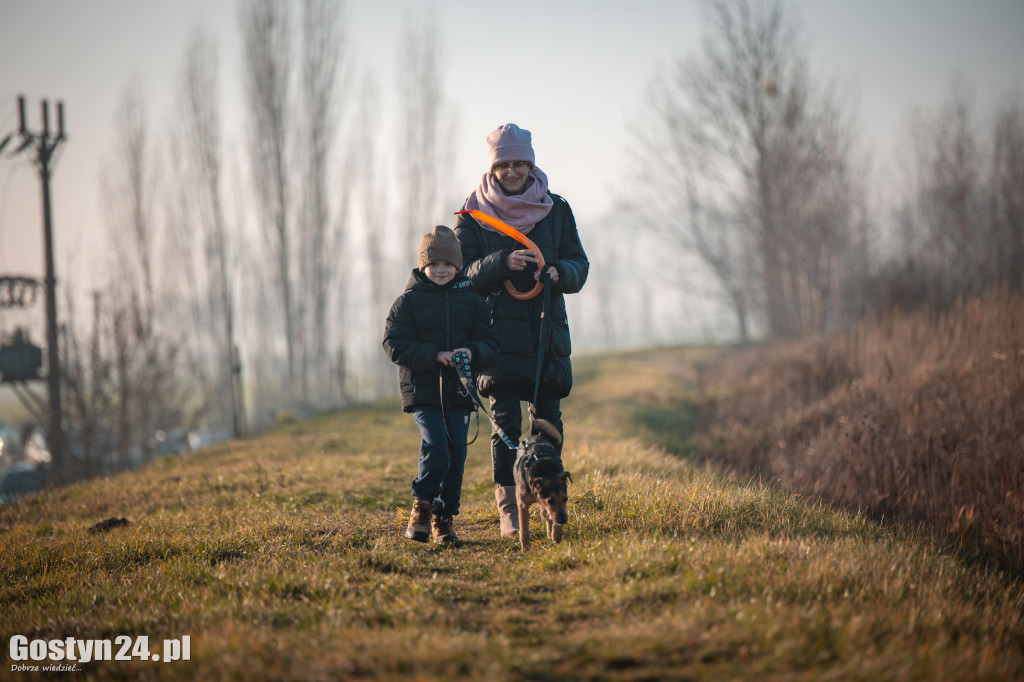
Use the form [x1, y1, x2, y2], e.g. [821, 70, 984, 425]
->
[535, 265, 559, 283]
[506, 249, 539, 272]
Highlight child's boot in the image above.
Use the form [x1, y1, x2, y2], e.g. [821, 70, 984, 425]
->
[405, 498, 432, 542]
[431, 514, 459, 544]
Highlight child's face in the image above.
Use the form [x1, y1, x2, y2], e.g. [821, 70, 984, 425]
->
[423, 261, 457, 286]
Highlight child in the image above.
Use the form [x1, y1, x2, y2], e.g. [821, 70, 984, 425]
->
[382, 225, 499, 543]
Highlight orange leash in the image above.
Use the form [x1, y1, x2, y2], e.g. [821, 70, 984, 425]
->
[456, 209, 545, 301]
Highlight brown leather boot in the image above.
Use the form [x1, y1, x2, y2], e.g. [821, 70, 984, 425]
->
[495, 486, 518, 538]
[405, 498, 432, 542]
[431, 514, 459, 544]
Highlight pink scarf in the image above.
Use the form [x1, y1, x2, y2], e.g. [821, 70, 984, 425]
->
[465, 167, 554, 235]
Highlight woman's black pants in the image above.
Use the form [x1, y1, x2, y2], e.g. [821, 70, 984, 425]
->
[488, 382, 563, 487]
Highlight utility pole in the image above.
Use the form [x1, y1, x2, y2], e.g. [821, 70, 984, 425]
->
[4, 96, 68, 481]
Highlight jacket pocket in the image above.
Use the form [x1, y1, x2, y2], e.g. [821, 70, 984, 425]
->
[549, 319, 571, 358]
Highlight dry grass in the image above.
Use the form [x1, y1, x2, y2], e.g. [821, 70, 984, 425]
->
[1, 346, 1022, 680]
[696, 287, 1024, 573]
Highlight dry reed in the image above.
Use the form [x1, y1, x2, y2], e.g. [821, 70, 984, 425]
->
[698, 287, 1024, 573]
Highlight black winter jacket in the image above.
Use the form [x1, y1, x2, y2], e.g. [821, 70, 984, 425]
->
[454, 192, 589, 398]
[382, 270, 500, 412]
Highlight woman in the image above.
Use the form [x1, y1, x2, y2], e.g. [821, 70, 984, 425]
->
[454, 123, 589, 538]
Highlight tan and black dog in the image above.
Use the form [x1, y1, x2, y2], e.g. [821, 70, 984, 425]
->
[514, 419, 572, 551]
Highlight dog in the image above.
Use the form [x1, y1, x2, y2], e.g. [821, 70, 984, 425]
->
[514, 419, 572, 551]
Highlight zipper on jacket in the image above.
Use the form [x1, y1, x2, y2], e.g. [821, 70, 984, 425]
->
[443, 290, 450, 403]
[444, 290, 451, 350]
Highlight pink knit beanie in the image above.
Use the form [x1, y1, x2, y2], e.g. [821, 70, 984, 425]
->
[486, 123, 535, 171]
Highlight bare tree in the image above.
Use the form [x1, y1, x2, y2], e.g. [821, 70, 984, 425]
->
[239, 0, 297, 400]
[636, 0, 865, 340]
[101, 82, 158, 461]
[895, 84, 1024, 307]
[396, 11, 456, 250]
[907, 84, 986, 302]
[104, 82, 156, 331]
[352, 73, 394, 398]
[355, 76, 386, 317]
[766, 85, 866, 333]
[69, 81, 198, 469]
[990, 94, 1024, 291]
[297, 0, 347, 409]
[62, 281, 199, 475]
[61, 290, 112, 477]
[167, 27, 240, 433]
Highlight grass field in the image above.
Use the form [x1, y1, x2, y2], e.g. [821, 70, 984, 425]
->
[2, 346, 1023, 680]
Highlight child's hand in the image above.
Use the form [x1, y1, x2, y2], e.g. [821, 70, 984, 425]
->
[437, 349, 472, 367]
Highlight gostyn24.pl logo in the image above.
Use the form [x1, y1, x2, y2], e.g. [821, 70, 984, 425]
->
[9, 635, 191, 669]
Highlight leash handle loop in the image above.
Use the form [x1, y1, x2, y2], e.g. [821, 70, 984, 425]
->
[456, 209, 545, 301]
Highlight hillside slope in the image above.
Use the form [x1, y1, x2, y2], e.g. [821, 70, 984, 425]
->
[2, 345, 1022, 681]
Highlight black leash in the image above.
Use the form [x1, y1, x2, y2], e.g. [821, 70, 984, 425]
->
[450, 350, 521, 451]
[440, 269, 554, 452]
[531, 270, 554, 407]
[439, 361, 481, 448]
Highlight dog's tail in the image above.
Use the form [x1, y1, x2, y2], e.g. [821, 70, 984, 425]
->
[530, 418, 563, 447]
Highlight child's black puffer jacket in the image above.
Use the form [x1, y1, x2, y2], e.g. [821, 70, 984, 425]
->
[383, 270, 499, 412]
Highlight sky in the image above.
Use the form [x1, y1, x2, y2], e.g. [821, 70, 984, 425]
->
[1, 0, 1023, 323]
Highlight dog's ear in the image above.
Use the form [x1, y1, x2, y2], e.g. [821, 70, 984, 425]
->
[533, 419, 563, 447]
[530, 477, 544, 495]
[558, 471, 572, 485]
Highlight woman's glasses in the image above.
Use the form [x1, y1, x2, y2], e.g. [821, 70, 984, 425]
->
[492, 161, 531, 175]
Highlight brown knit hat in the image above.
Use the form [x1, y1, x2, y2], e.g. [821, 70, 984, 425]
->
[418, 225, 462, 270]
